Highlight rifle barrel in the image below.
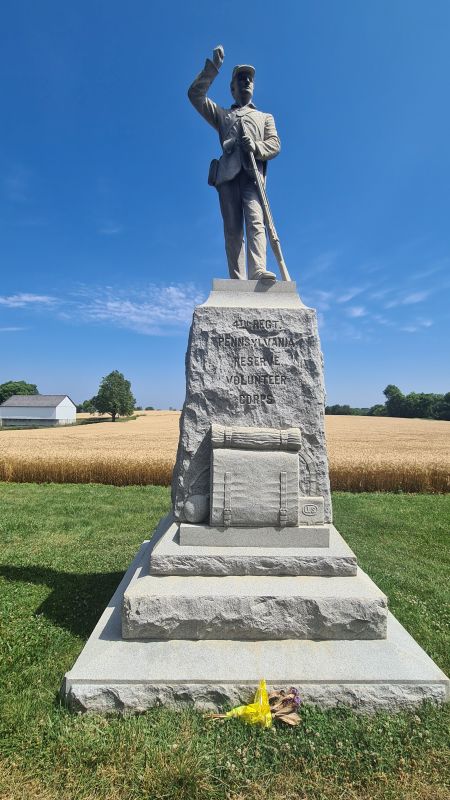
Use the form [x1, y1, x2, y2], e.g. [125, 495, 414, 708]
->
[248, 150, 291, 282]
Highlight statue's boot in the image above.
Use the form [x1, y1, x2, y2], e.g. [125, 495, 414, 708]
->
[252, 269, 276, 281]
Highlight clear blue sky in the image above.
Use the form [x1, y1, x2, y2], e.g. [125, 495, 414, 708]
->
[1, 0, 449, 408]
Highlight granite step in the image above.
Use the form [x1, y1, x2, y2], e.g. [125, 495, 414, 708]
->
[150, 516, 357, 577]
[122, 569, 387, 642]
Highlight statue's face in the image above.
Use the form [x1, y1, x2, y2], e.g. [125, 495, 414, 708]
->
[231, 71, 254, 106]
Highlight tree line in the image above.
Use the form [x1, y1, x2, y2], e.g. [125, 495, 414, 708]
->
[326, 385, 450, 420]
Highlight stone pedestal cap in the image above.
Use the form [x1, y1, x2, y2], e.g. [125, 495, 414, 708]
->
[201, 279, 308, 309]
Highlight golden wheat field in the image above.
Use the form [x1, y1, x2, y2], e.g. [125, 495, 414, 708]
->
[0, 411, 449, 492]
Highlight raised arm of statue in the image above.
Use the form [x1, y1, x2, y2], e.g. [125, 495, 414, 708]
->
[187, 45, 225, 131]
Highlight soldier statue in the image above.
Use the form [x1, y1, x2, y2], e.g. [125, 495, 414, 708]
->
[188, 45, 282, 282]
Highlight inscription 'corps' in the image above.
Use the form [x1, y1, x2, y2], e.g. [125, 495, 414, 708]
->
[240, 393, 275, 405]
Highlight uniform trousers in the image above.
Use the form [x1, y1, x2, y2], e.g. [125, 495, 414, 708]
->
[217, 169, 266, 280]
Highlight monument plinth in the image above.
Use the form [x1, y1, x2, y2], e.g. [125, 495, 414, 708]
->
[62, 279, 449, 713]
[172, 281, 331, 525]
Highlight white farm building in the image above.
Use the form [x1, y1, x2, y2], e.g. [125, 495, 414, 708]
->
[0, 395, 77, 428]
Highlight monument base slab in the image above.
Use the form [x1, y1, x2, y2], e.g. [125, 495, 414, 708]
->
[61, 540, 449, 714]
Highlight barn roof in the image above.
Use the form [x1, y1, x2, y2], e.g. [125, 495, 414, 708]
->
[0, 394, 75, 408]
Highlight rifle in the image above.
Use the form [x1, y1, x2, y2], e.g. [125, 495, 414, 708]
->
[243, 139, 291, 282]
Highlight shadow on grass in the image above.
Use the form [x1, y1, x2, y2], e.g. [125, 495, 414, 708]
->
[0, 564, 124, 638]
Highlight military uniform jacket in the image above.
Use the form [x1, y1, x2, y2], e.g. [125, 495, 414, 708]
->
[188, 58, 281, 186]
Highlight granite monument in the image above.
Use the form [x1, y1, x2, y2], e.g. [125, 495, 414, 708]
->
[61, 46, 449, 713]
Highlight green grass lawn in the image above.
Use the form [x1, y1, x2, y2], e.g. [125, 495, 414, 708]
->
[0, 483, 449, 800]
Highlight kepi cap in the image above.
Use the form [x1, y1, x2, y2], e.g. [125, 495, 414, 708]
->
[231, 64, 255, 82]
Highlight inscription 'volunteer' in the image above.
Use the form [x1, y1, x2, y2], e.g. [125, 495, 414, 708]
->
[227, 374, 287, 385]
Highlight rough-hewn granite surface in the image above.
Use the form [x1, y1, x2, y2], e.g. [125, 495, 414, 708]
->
[122, 571, 387, 641]
[64, 680, 448, 715]
[171, 280, 331, 522]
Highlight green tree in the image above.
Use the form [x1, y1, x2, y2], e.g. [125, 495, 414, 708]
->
[383, 384, 406, 417]
[93, 371, 135, 422]
[325, 404, 355, 415]
[405, 391, 439, 419]
[367, 404, 387, 416]
[431, 392, 450, 421]
[382, 385, 448, 419]
[77, 398, 97, 414]
[0, 380, 38, 405]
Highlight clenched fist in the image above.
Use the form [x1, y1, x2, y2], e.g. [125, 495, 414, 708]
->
[213, 44, 225, 69]
[241, 134, 256, 153]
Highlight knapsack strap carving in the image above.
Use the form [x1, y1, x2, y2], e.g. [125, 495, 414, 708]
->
[279, 471, 287, 527]
[223, 471, 232, 527]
